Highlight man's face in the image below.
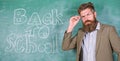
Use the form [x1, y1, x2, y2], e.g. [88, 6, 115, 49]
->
[80, 8, 98, 32]
[80, 8, 96, 26]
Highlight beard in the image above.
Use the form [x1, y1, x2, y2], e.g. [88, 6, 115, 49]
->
[82, 18, 98, 32]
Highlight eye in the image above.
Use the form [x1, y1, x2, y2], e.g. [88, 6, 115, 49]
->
[81, 16, 85, 18]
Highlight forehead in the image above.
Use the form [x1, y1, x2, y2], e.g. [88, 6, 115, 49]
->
[80, 8, 92, 16]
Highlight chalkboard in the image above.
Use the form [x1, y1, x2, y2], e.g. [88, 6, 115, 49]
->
[0, 0, 120, 61]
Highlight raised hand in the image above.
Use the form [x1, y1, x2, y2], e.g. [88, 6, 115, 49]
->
[67, 16, 81, 33]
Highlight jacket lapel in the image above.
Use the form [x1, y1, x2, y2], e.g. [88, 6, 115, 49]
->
[77, 30, 85, 54]
[96, 23, 104, 55]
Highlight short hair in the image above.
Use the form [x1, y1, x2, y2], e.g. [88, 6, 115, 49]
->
[78, 2, 95, 15]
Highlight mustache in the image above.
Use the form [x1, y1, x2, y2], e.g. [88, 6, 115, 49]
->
[85, 20, 93, 23]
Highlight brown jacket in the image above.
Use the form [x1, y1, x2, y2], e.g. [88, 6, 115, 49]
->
[62, 23, 120, 61]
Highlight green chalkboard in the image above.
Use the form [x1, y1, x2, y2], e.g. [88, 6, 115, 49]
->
[0, 0, 120, 61]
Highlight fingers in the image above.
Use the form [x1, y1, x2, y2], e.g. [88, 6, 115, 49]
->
[71, 16, 80, 21]
[75, 16, 80, 20]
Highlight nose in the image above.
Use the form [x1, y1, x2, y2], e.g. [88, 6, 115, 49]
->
[84, 17, 88, 22]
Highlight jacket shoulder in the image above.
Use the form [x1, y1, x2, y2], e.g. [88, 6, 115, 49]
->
[101, 23, 115, 29]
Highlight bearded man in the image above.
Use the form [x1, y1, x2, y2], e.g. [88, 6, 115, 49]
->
[62, 2, 120, 61]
